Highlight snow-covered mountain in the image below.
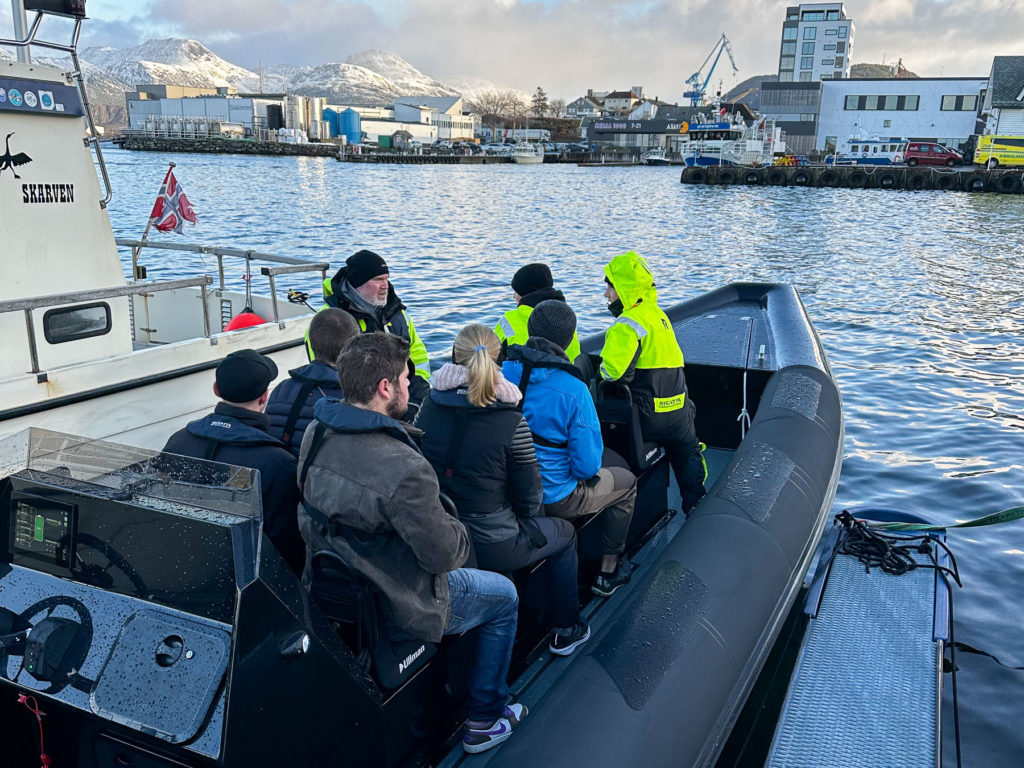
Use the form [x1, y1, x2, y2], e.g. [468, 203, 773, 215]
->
[80, 39, 261, 91]
[5, 37, 522, 126]
[345, 50, 458, 98]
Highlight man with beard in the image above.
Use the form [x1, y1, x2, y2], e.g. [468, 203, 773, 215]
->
[495, 263, 582, 362]
[319, 249, 430, 414]
[297, 333, 526, 754]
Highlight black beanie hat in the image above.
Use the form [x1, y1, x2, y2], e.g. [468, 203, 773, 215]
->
[216, 349, 278, 403]
[346, 249, 389, 288]
[511, 263, 553, 297]
[528, 300, 577, 352]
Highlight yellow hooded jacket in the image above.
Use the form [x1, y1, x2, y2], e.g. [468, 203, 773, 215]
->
[599, 251, 688, 414]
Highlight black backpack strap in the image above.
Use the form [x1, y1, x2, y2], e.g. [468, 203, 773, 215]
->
[281, 379, 319, 447]
[298, 421, 328, 491]
[299, 421, 390, 555]
[440, 408, 471, 492]
[516, 360, 535, 407]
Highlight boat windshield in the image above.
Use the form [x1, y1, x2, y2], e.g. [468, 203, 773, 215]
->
[0, 427, 261, 520]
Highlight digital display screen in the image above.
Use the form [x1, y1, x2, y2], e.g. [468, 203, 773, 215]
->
[11, 496, 75, 569]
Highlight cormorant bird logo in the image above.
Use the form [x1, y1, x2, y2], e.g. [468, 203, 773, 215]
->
[1, 132, 33, 179]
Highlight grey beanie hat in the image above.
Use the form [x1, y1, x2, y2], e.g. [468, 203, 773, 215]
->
[528, 300, 577, 352]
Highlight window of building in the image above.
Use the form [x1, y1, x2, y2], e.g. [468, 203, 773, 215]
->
[838, 26, 848, 38]
[43, 302, 112, 344]
[783, 26, 798, 40]
[905, 95, 919, 110]
[824, 43, 836, 51]
[799, 114, 815, 121]
[834, 56, 843, 68]
[865, 95, 878, 110]
[801, 56, 813, 69]
[836, 41, 846, 52]
[883, 120, 892, 128]
[834, 71, 843, 79]
[825, 28, 838, 35]
[941, 94, 978, 111]
[787, 11, 799, 20]
[779, 71, 794, 82]
[804, 27, 817, 39]
[820, 74, 832, 80]
[799, 71, 812, 82]
[827, 9, 840, 20]
[802, 10, 825, 20]
[780, 56, 795, 70]
[845, 95, 858, 110]
[802, 41, 815, 54]
[822, 58, 834, 66]
[782, 41, 796, 54]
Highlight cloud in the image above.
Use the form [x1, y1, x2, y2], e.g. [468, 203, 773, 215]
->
[10, 0, 1024, 98]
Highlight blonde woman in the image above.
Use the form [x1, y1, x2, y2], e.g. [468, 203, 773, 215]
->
[417, 324, 590, 656]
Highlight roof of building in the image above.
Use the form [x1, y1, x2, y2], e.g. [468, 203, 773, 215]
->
[394, 96, 462, 114]
[569, 95, 603, 106]
[989, 56, 1024, 108]
[604, 90, 638, 100]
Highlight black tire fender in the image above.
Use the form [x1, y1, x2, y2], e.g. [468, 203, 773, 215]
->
[878, 173, 897, 188]
[818, 170, 839, 187]
[908, 173, 927, 190]
[744, 170, 761, 185]
[848, 171, 868, 188]
[965, 175, 987, 192]
[995, 173, 1020, 194]
[792, 170, 811, 186]
[767, 169, 787, 186]
[719, 170, 737, 185]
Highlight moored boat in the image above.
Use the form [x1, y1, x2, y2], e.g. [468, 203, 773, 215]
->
[828, 135, 907, 166]
[641, 146, 671, 166]
[511, 143, 544, 164]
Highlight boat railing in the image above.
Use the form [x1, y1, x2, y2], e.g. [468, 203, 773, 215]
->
[1, 1, 113, 209]
[0, 276, 214, 373]
[115, 239, 330, 323]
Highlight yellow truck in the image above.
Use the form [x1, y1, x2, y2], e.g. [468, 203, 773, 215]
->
[974, 135, 1024, 168]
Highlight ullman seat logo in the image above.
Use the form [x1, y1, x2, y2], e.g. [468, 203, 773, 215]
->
[398, 644, 427, 673]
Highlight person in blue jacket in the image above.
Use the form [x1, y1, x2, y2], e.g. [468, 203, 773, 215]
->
[267, 308, 359, 455]
[502, 301, 638, 597]
[162, 349, 303, 573]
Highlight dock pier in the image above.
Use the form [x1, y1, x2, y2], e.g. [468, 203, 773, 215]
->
[680, 164, 1023, 194]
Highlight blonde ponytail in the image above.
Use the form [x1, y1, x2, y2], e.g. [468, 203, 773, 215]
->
[453, 324, 501, 407]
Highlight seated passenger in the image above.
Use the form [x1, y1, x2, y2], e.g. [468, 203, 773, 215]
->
[297, 333, 526, 754]
[502, 301, 638, 598]
[495, 263, 582, 362]
[162, 349, 303, 573]
[599, 251, 706, 514]
[266, 308, 359, 455]
[417, 324, 590, 656]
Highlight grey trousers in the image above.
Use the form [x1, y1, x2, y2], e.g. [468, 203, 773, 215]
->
[544, 467, 637, 556]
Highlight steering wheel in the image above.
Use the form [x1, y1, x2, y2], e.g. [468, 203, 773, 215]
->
[8, 595, 94, 695]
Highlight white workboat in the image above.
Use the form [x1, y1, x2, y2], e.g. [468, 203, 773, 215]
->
[511, 143, 544, 164]
[0, 12, 322, 450]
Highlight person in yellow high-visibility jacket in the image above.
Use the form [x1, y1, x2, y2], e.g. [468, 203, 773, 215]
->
[494, 263, 582, 363]
[599, 251, 706, 513]
[313, 250, 430, 417]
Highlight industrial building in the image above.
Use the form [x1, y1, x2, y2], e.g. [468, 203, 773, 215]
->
[761, 77, 986, 154]
[393, 96, 478, 140]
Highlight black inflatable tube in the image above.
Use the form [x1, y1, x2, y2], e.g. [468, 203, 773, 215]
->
[481, 364, 843, 768]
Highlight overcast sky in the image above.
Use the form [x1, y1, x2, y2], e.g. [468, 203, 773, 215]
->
[5, 1, 1022, 98]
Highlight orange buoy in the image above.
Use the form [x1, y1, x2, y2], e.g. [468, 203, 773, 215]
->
[224, 310, 267, 331]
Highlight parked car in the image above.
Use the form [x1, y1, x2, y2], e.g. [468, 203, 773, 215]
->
[904, 142, 961, 167]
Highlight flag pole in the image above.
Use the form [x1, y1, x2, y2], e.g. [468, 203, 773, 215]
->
[132, 162, 175, 280]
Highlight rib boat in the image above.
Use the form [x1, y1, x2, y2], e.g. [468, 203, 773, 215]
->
[0, 4, 845, 768]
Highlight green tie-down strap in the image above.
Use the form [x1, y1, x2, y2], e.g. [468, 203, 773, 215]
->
[867, 505, 1024, 532]
[699, 442, 708, 482]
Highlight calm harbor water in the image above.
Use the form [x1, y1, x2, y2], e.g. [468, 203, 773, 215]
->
[104, 147, 1024, 765]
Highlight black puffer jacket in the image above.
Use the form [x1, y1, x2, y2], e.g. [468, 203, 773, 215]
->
[416, 366, 543, 545]
[265, 360, 342, 455]
[162, 402, 304, 573]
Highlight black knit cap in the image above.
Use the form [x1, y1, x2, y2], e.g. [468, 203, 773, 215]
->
[346, 249, 389, 288]
[511, 263, 553, 296]
[528, 300, 577, 352]
[216, 349, 278, 403]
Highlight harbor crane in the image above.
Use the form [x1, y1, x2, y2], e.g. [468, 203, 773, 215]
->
[683, 33, 738, 106]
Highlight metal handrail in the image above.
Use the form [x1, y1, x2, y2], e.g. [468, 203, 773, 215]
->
[0, 8, 114, 208]
[0, 276, 214, 374]
[115, 239, 331, 305]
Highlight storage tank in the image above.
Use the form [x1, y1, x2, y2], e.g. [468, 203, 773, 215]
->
[341, 108, 362, 145]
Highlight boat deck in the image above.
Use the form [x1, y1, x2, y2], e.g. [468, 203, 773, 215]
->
[767, 549, 942, 768]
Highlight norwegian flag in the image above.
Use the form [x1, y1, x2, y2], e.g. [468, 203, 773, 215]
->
[149, 167, 198, 233]
[719, 106, 727, 117]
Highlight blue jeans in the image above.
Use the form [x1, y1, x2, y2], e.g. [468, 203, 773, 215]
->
[446, 568, 519, 722]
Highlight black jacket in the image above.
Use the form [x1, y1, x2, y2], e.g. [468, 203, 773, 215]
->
[265, 360, 342, 456]
[417, 388, 543, 545]
[163, 402, 304, 573]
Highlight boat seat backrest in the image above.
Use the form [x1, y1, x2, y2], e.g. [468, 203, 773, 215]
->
[309, 550, 437, 691]
[596, 381, 663, 473]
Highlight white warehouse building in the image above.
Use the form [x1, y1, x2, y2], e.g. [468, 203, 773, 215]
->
[815, 77, 987, 152]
